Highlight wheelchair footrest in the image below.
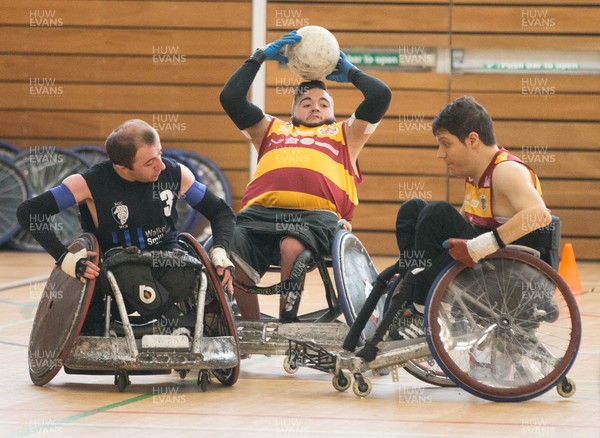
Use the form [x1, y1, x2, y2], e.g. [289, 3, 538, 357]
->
[237, 320, 347, 356]
[286, 339, 337, 374]
[65, 335, 238, 370]
[341, 338, 432, 374]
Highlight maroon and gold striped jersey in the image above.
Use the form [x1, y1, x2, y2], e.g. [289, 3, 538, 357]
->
[242, 118, 362, 220]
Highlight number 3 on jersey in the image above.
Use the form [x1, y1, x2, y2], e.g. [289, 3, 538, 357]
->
[160, 190, 174, 216]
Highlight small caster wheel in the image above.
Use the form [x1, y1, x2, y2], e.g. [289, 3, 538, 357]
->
[114, 370, 130, 392]
[332, 372, 351, 392]
[283, 355, 299, 374]
[352, 375, 372, 398]
[557, 377, 576, 398]
[198, 370, 210, 392]
[178, 369, 189, 379]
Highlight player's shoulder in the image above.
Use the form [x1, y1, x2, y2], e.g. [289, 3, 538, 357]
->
[494, 159, 530, 176]
[492, 160, 532, 190]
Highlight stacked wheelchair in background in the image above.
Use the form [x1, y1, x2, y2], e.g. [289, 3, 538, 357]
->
[0, 141, 230, 250]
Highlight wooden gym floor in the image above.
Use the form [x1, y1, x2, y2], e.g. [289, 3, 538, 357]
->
[0, 250, 598, 438]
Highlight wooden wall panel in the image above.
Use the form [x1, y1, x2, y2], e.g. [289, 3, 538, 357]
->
[1, 0, 597, 259]
[455, 1, 596, 5]
[266, 4, 450, 32]
[493, 121, 600, 151]
[450, 34, 599, 51]
[449, 92, 600, 121]
[0, 83, 224, 112]
[0, 27, 250, 56]
[452, 74, 600, 93]
[452, 6, 600, 34]
[4, 1, 250, 28]
[0, 111, 243, 143]
[0, 55, 246, 85]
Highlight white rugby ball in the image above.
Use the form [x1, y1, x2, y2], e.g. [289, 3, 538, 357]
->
[285, 26, 340, 80]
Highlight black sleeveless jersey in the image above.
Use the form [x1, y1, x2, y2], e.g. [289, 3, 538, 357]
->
[81, 158, 181, 252]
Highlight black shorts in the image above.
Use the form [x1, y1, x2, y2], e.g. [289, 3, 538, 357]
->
[230, 206, 340, 278]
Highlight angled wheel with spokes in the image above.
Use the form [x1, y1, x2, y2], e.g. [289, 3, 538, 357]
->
[425, 249, 581, 402]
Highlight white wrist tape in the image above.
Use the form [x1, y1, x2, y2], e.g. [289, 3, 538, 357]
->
[209, 246, 234, 270]
[61, 248, 87, 278]
[347, 113, 380, 134]
[466, 232, 500, 263]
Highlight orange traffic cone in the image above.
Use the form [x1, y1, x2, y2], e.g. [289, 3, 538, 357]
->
[558, 243, 583, 295]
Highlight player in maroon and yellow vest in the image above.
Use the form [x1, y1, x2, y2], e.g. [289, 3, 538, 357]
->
[220, 30, 391, 321]
[347, 96, 554, 362]
[463, 147, 544, 229]
[242, 118, 361, 221]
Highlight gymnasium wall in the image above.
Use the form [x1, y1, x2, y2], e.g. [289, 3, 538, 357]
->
[1, 1, 598, 259]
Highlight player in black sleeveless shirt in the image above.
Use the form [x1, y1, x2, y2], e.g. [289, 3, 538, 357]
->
[81, 157, 186, 252]
[17, 119, 235, 331]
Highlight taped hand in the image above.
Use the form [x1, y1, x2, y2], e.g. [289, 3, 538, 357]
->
[59, 248, 99, 283]
[209, 246, 235, 295]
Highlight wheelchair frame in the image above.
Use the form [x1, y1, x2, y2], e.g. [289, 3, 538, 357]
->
[284, 245, 581, 401]
[29, 233, 240, 392]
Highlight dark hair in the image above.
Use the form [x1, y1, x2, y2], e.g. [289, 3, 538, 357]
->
[105, 119, 158, 169]
[293, 80, 328, 107]
[432, 96, 496, 146]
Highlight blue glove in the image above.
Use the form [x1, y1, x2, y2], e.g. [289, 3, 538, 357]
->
[262, 31, 302, 63]
[326, 51, 357, 83]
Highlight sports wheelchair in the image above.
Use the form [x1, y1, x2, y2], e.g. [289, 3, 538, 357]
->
[28, 232, 239, 392]
[284, 216, 581, 401]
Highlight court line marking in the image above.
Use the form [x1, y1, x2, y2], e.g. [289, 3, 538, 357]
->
[0, 340, 28, 348]
[0, 275, 49, 292]
[8, 392, 155, 437]
[0, 299, 36, 308]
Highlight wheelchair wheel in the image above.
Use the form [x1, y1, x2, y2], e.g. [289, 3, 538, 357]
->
[0, 140, 20, 158]
[332, 230, 384, 341]
[10, 148, 88, 251]
[29, 233, 99, 385]
[71, 145, 108, 167]
[0, 156, 29, 246]
[425, 249, 581, 402]
[177, 232, 239, 386]
[175, 150, 232, 244]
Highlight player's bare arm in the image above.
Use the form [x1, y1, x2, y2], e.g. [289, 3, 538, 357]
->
[492, 161, 552, 244]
